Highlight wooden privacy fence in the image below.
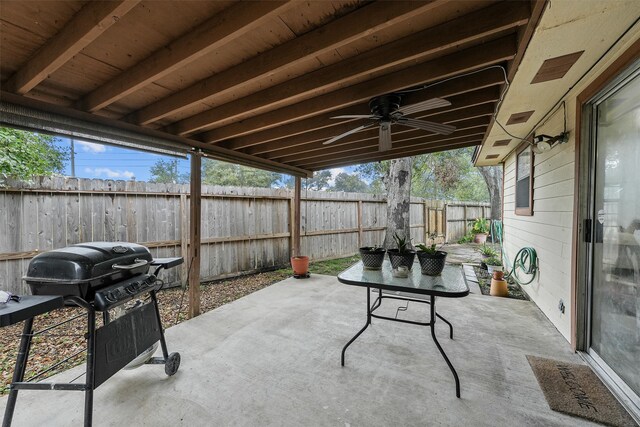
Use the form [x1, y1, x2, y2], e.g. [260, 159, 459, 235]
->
[0, 178, 489, 294]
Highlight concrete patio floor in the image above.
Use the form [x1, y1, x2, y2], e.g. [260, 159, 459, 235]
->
[1, 271, 597, 426]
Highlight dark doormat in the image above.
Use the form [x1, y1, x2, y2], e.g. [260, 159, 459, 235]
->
[527, 356, 638, 427]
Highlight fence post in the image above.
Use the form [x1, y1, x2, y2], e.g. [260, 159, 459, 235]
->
[443, 203, 448, 242]
[357, 200, 363, 248]
[423, 201, 428, 242]
[463, 204, 468, 235]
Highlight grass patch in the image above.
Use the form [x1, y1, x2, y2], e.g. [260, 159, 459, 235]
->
[309, 255, 360, 276]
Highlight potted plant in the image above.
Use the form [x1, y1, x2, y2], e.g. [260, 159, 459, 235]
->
[291, 255, 309, 276]
[387, 232, 416, 270]
[359, 245, 386, 270]
[471, 217, 490, 244]
[485, 256, 503, 274]
[477, 243, 497, 260]
[416, 234, 447, 276]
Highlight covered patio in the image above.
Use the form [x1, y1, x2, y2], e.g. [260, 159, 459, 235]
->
[1, 273, 589, 426]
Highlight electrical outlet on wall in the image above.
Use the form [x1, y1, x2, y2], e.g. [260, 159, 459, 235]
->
[558, 299, 565, 314]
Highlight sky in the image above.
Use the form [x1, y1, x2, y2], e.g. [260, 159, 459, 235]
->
[56, 137, 356, 185]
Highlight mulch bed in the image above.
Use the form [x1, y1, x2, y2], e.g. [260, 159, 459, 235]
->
[473, 265, 528, 300]
[1, 268, 292, 395]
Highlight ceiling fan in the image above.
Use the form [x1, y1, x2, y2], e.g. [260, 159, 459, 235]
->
[323, 94, 456, 151]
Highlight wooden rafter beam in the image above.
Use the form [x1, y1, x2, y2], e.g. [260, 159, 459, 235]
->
[222, 68, 506, 152]
[79, 1, 295, 112]
[198, 35, 517, 143]
[168, 1, 530, 135]
[290, 118, 490, 166]
[258, 88, 500, 159]
[302, 137, 484, 171]
[129, 0, 446, 126]
[5, 0, 140, 95]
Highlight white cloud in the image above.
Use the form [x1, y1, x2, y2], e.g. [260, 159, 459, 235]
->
[327, 167, 346, 186]
[84, 167, 135, 180]
[75, 140, 106, 153]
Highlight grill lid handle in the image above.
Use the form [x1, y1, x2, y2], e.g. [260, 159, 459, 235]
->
[112, 259, 148, 270]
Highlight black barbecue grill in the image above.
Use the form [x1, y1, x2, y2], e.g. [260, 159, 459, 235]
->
[1, 242, 183, 427]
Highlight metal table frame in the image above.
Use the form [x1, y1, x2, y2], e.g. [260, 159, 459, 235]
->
[338, 261, 469, 398]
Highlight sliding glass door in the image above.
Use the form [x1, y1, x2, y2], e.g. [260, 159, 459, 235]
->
[587, 65, 640, 414]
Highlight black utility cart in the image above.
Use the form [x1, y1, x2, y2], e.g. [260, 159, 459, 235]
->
[1, 242, 183, 427]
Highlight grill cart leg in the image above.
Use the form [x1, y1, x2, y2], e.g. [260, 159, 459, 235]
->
[64, 296, 96, 427]
[146, 289, 181, 376]
[2, 317, 34, 427]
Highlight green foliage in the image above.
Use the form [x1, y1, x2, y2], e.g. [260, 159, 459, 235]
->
[485, 256, 502, 266]
[392, 232, 412, 253]
[472, 217, 489, 234]
[457, 230, 475, 244]
[416, 233, 442, 255]
[149, 159, 189, 184]
[282, 170, 332, 191]
[356, 147, 489, 200]
[331, 172, 368, 193]
[477, 243, 497, 257]
[0, 127, 68, 182]
[203, 159, 281, 187]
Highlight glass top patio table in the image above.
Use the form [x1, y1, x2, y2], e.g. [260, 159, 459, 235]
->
[338, 260, 469, 297]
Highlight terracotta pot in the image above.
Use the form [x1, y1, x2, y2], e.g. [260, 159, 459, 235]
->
[290, 256, 309, 275]
[473, 233, 488, 244]
[490, 271, 508, 297]
[417, 251, 447, 276]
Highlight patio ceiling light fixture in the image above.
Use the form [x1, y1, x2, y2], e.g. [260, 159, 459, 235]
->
[532, 132, 569, 154]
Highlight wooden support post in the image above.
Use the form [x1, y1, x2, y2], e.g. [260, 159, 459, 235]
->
[357, 200, 363, 248]
[188, 153, 202, 319]
[179, 193, 189, 286]
[292, 176, 302, 257]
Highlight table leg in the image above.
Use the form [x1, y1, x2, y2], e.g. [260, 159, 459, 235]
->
[341, 286, 371, 366]
[435, 312, 454, 339]
[2, 317, 35, 427]
[429, 295, 461, 398]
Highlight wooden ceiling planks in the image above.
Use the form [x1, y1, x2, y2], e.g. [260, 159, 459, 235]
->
[0, 0, 545, 176]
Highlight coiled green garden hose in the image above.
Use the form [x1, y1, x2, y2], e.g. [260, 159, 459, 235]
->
[492, 220, 539, 285]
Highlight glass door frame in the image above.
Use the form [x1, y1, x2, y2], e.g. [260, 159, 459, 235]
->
[577, 58, 640, 422]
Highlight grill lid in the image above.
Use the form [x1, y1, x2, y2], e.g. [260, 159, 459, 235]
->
[25, 242, 152, 285]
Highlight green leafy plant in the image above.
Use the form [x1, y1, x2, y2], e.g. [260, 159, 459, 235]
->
[417, 233, 442, 255]
[477, 243, 497, 257]
[393, 232, 412, 253]
[457, 230, 475, 244]
[472, 217, 489, 234]
[485, 256, 502, 266]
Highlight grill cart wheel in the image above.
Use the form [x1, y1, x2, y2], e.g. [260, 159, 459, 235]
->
[165, 352, 181, 376]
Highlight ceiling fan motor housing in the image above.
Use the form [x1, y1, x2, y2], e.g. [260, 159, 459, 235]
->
[369, 94, 403, 119]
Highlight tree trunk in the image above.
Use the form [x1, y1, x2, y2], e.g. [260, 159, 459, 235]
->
[383, 157, 413, 249]
[478, 165, 503, 221]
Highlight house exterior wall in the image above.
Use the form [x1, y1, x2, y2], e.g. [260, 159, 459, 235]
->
[502, 32, 639, 343]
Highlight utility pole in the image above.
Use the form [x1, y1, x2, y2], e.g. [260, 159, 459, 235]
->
[70, 139, 76, 177]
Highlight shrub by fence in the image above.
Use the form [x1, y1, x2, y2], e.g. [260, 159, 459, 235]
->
[0, 177, 489, 294]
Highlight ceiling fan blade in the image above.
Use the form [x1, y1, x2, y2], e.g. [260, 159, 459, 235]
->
[323, 123, 374, 145]
[331, 114, 379, 119]
[396, 118, 456, 135]
[397, 97, 451, 116]
[379, 121, 392, 151]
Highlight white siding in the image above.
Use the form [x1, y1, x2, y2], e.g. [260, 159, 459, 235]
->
[503, 131, 575, 340]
